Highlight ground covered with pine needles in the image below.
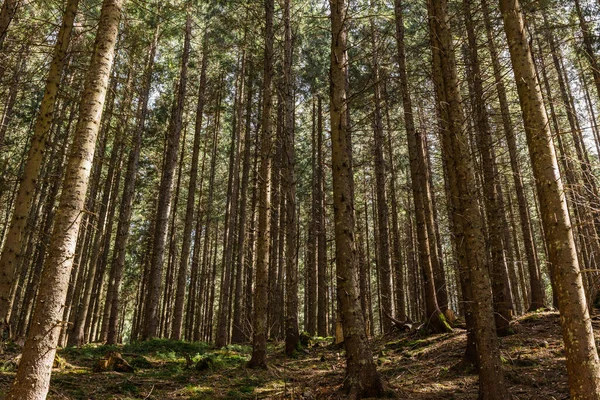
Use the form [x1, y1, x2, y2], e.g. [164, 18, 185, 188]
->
[0, 311, 595, 399]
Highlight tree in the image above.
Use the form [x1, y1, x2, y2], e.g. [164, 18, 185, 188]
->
[0, 0, 80, 337]
[0, 0, 19, 51]
[329, 0, 384, 397]
[393, 0, 450, 333]
[248, 0, 274, 369]
[283, 0, 299, 356]
[5, 0, 123, 397]
[499, 0, 600, 397]
[103, 16, 160, 345]
[427, 0, 508, 396]
[171, 33, 209, 340]
[142, 12, 191, 340]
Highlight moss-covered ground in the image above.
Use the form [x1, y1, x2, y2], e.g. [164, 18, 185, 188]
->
[1, 311, 597, 399]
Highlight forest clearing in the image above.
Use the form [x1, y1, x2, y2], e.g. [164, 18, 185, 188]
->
[2, 0, 600, 398]
[0, 311, 585, 399]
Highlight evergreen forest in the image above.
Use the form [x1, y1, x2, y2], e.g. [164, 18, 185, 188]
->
[1, 0, 600, 398]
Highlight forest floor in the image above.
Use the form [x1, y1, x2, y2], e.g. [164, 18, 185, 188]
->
[0, 310, 593, 399]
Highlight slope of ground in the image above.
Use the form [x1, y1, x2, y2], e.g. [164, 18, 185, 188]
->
[0, 311, 594, 399]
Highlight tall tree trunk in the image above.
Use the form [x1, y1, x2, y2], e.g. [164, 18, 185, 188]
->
[283, 0, 298, 355]
[499, 0, 600, 397]
[5, 0, 122, 397]
[329, 0, 384, 397]
[103, 20, 159, 344]
[171, 35, 209, 340]
[231, 66, 254, 344]
[480, 0, 545, 311]
[247, 0, 273, 369]
[393, 0, 449, 332]
[142, 13, 191, 339]
[0, 0, 80, 336]
[383, 84, 405, 322]
[428, 0, 507, 397]
[574, 0, 600, 108]
[0, 0, 19, 51]
[369, 11, 393, 333]
[316, 95, 328, 337]
[463, 0, 512, 335]
[216, 50, 245, 348]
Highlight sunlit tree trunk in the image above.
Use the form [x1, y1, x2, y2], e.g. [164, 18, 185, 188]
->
[428, 0, 507, 397]
[6, 0, 122, 397]
[463, 0, 513, 334]
[499, 0, 600, 397]
[0, 0, 80, 336]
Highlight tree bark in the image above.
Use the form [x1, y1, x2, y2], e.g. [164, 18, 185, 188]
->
[283, 0, 298, 355]
[428, 0, 507, 397]
[171, 34, 209, 340]
[499, 0, 600, 397]
[329, 0, 384, 397]
[393, 0, 449, 332]
[5, 0, 122, 397]
[463, 0, 513, 335]
[0, 0, 19, 51]
[142, 13, 191, 339]
[247, 0, 274, 367]
[104, 20, 159, 344]
[0, 0, 80, 336]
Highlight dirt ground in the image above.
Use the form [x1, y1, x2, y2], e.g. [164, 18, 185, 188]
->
[0, 311, 591, 399]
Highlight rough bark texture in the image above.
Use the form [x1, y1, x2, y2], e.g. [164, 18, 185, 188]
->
[316, 96, 328, 337]
[480, 0, 545, 311]
[499, 0, 600, 397]
[283, 0, 299, 357]
[463, 0, 512, 335]
[370, 12, 393, 333]
[0, 0, 80, 335]
[248, 0, 273, 369]
[142, 14, 190, 339]
[104, 21, 159, 345]
[393, 0, 449, 333]
[0, 0, 18, 51]
[171, 34, 208, 340]
[427, 0, 508, 397]
[5, 0, 122, 397]
[329, 0, 384, 397]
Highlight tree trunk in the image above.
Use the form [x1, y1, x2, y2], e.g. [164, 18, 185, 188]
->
[142, 13, 191, 339]
[103, 20, 159, 344]
[0, 0, 19, 51]
[0, 0, 80, 336]
[480, 0, 545, 311]
[283, 0, 298, 355]
[463, 0, 513, 335]
[369, 11, 393, 333]
[247, 0, 273, 368]
[5, 0, 122, 397]
[171, 34, 209, 340]
[499, 0, 600, 397]
[306, 95, 318, 336]
[428, 0, 507, 397]
[231, 65, 254, 344]
[329, 0, 384, 397]
[393, 0, 449, 332]
[316, 95, 328, 337]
